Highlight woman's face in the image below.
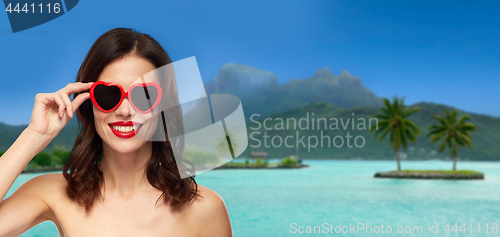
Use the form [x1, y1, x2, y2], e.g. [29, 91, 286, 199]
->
[93, 55, 160, 154]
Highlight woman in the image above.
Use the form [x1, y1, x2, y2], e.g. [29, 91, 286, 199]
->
[0, 28, 232, 236]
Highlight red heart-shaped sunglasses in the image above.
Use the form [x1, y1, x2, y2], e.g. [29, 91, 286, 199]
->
[89, 81, 163, 113]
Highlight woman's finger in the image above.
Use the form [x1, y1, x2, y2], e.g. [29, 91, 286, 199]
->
[38, 93, 61, 108]
[71, 92, 91, 111]
[60, 82, 94, 96]
[52, 94, 66, 118]
[59, 92, 73, 118]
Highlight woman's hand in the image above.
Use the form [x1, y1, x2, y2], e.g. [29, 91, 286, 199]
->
[26, 82, 93, 140]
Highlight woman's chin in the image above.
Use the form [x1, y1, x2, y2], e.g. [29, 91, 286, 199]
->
[105, 138, 149, 154]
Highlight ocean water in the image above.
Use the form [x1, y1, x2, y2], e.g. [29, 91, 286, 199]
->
[7, 160, 500, 236]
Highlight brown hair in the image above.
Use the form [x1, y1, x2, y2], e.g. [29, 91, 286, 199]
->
[63, 28, 198, 212]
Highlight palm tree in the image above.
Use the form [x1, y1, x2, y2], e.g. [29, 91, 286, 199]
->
[370, 97, 420, 171]
[215, 130, 240, 158]
[427, 109, 476, 171]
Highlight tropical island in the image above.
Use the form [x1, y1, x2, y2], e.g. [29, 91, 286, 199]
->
[370, 97, 484, 180]
[217, 152, 309, 169]
[8, 149, 308, 173]
[374, 170, 484, 180]
[184, 134, 309, 170]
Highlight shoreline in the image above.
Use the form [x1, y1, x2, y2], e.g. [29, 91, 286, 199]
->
[374, 171, 484, 180]
[22, 166, 63, 173]
[21, 164, 310, 173]
[216, 164, 309, 169]
[235, 158, 500, 162]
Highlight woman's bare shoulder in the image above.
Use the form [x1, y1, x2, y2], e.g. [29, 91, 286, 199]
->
[183, 184, 232, 236]
[28, 172, 67, 186]
[194, 185, 225, 206]
[23, 173, 68, 200]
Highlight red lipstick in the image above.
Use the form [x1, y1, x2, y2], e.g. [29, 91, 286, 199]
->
[108, 121, 143, 138]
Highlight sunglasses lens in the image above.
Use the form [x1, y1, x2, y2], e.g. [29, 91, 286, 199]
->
[130, 85, 159, 112]
[94, 84, 122, 111]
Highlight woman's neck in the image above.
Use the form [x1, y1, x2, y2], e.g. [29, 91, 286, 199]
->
[99, 141, 154, 199]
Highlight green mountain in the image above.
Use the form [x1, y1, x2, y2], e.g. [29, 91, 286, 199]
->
[1, 64, 498, 161]
[0, 118, 79, 152]
[244, 102, 500, 161]
[0, 123, 26, 151]
[2, 101, 498, 161]
[205, 64, 383, 119]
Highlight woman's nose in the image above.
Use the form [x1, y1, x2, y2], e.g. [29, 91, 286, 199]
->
[115, 98, 135, 117]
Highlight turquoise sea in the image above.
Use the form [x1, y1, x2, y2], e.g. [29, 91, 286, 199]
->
[8, 160, 500, 236]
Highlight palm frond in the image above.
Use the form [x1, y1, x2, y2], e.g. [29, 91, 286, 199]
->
[459, 123, 476, 133]
[438, 139, 447, 152]
[429, 129, 448, 144]
[377, 124, 393, 141]
[370, 96, 421, 157]
[428, 109, 476, 161]
[399, 127, 408, 150]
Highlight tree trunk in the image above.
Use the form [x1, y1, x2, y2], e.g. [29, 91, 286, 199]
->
[396, 151, 401, 171]
[452, 155, 457, 171]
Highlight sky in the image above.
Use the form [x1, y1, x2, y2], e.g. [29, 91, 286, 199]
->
[1, 0, 499, 125]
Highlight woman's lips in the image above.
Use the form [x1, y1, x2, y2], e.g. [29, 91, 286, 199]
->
[108, 121, 143, 138]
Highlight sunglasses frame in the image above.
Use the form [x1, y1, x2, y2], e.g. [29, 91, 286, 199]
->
[90, 81, 163, 114]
